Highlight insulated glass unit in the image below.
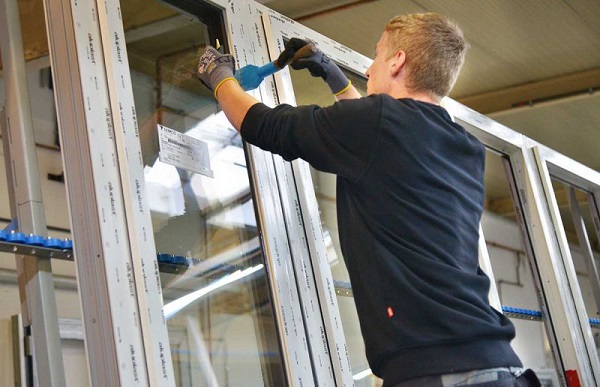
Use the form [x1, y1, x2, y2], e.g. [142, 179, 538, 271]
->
[122, 1, 286, 385]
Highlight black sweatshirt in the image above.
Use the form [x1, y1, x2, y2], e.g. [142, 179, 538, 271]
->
[241, 94, 522, 384]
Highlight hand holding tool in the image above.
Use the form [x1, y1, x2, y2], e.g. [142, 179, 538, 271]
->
[287, 38, 351, 96]
[235, 42, 317, 91]
[197, 45, 236, 98]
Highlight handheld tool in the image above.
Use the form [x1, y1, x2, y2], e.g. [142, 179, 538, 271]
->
[234, 42, 317, 91]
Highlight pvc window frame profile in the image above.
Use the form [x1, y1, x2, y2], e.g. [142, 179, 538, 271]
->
[261, 12, 375, 387]
[530, 141, 600, 385]
[42, 0, 175, 385]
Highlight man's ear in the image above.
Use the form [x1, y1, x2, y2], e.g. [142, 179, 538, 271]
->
[390, 50, 406, 77]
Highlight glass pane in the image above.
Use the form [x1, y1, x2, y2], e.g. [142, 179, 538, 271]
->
[482, 152, 559, 384]
[122, 1, 286, 385]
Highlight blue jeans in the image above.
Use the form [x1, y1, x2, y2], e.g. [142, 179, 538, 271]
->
[388, 368, 541, 387]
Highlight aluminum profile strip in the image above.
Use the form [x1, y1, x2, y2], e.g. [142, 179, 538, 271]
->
[42, 0, 149, 384]
[0, 108, 17, 220]
[215, 0, 315, 385]
[245, 144, 312, 386]
[93, 0, 175, 384]
[263, 13, 355, 386]
[0, 0, 47, 235]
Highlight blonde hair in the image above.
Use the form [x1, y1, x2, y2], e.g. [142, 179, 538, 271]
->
[385, 13, 468, 99]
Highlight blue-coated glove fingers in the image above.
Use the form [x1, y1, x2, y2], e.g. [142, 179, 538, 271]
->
[287, 40, 350, 95]
[197, 46, 236, 97]
[291, 51, 329, 78]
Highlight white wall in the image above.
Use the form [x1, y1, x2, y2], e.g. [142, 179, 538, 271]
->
[482, 212, 551, 370]
[1, 65, 59, 148]
[0, 318, 16, 386]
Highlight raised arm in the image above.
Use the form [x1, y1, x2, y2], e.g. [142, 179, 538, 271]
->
[195, 43, 360, 132]
[334, 84, 362, 100]
[215, 80, 258, 132]
[196, 46, 258, 131]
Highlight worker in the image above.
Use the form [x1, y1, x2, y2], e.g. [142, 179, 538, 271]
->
[197, 12, 540, 387]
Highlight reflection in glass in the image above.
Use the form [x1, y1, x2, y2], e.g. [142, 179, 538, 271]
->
[122, 1, 286, 385]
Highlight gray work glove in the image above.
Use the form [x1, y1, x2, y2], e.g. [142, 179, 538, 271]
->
[197, 46, 237, 98]
[283, 38, 351, 96]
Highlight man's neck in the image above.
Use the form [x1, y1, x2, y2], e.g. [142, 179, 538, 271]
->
[387, 83, 440, 105]
[408, 92, 439, 105]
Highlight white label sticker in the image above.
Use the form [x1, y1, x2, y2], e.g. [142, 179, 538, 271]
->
[158, 124, 214, 178]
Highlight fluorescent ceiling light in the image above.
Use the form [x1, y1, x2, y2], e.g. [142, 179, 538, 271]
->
[208, 199, 256, 229]
[163, 264, 264, 319]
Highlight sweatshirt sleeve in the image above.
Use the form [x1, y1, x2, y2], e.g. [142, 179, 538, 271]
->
[240, 95, 383, 181]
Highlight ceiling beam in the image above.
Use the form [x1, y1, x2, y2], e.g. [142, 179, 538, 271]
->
[124, 15, 193, 44]
[457, 67, 600, 114]
[295, 0, 378, 21]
